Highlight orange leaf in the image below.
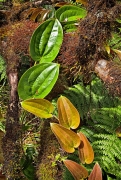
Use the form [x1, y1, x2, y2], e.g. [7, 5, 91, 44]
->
[78, 132, 94, 164]
[63, 159, 88, 180]
[57, 96, 80, 129]
[88, 163, 102, 180]
[50, 123, 81, 153]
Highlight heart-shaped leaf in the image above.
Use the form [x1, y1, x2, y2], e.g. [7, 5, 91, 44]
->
[56, 5, 87, 22]
[78, 132, 94, 164]
[57, 96, 80, 129]
[18, 63, 59, 100]
[88, 163, 102, 180]
[50, 123, 81, 153]
[30, 18, 63, 62]
[63, 159, 88, 180]
[21, 98, 54, 118]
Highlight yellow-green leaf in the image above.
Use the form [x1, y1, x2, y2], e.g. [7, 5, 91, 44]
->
[104, 43, 110, 54]
[57, 96, 80, 129]
[63, 159, 88, 180]
[50, 123, 81, 153]
[88, 163, 102, 180]
[112, 49, 121, 60]
[78, 132, 94, 164]
[21, 98, 54, 118]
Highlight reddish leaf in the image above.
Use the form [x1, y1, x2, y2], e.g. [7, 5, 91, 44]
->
[63, 159, 88, 180]
[88, 163, 102, 180]
[78, 132, 94, 164]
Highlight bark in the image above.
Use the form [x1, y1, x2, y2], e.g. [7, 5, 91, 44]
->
[95, 59, 121, 97]
[1, 33, 22, 178]
[2, 70, 23, 180]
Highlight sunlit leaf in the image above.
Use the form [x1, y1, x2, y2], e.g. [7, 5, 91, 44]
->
[76, 0, 88, 6]
[78, 132, 94, 164]
[88, 163, 102, 180]
[104, 43, 110, 54]
[21, 98, 54, 118]
[0, 122, 5, 133]
[56, 5, 87, 22]
[18, 63, 59, 100]
[63, 159, 88, 180]
[50, 123, 81, 153]
[63, 23, 78, 32]
[112, 49, 121, 60]
[57, 96, 80, 129]
[30, 18, 63, 62]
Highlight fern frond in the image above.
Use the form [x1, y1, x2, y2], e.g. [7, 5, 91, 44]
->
[64, 77, 121, 178]
[0, 55, 6, 83]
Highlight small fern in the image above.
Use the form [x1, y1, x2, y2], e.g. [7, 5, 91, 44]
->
[0, 55, 6, 84]
[64, 76, 121, 179]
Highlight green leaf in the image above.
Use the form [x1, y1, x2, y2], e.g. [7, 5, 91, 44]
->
[30, 18, 63, 62]
[21, 98, 54, 118]
[18, 63, 59, 100]
[50, 123, 81, 153]
[63, 23, 77, 32]
[56, 5, 87, 22]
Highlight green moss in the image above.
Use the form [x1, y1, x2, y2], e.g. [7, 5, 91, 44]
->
[37, 163, 57, 180]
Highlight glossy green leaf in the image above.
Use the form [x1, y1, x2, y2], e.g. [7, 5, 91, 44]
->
[63, 159, 88, 180]
[18, 63, 59, 100]
[57, 96, 80, 129]
[63, 23, 77, 32]
[30, 18, 63, 62]
[21, 98, 54, 118]
[56, 5, 87, 22]
[50, 123, 81, 153]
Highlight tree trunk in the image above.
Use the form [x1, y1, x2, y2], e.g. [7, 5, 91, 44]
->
[1, 42, 23, 179]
